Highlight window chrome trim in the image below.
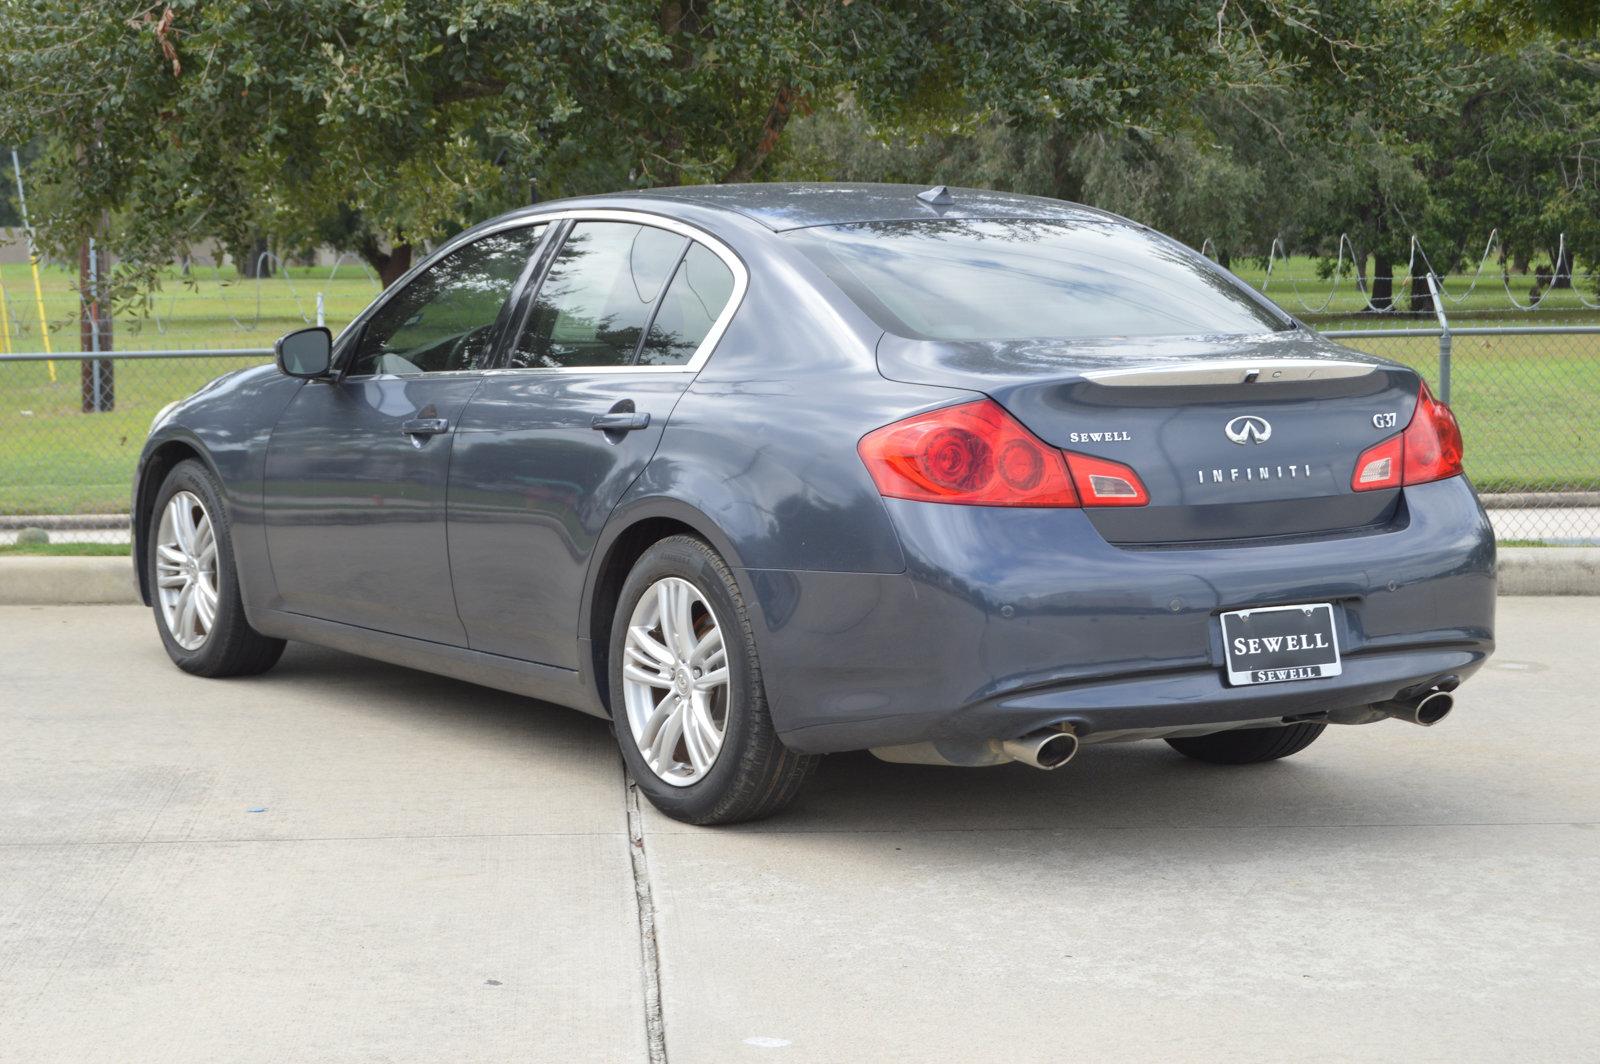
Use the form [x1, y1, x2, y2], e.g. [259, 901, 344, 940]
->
[476, 208, 749, 376]
[1082, 358, 1378, 388]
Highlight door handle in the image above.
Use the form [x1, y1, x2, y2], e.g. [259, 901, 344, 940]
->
[591, 411, 651, 433]
[401, 417, 450, 437]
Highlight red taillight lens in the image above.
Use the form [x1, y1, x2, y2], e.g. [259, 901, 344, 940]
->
[858, 399, 1079, 506]
[1402, 382, 1464, 485]
[858, 399, 1150, 508]
[1351, 382, 1464, 492]
[1065, 452, 1151, 506]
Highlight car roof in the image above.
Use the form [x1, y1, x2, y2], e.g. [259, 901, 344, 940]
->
[549, 182, 1126, 233]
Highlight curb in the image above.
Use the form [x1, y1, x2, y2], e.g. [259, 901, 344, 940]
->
[1496, 547, 1600, 596]
[1, 550, 1597, 606]
[0, 557, 141, 605]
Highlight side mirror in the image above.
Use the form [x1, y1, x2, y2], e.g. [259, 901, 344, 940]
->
[275, 327, 333, 378]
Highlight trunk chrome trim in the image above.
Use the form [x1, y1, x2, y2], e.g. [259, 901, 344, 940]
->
[1082, 358, 1378, 387]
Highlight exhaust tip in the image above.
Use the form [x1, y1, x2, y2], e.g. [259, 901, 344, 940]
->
[1035, 733, 1079, 769]
[1001, 730, 1079, 770]
[1414, 691, 1454, 726]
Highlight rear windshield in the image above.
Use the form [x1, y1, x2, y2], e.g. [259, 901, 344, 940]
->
[786, 218, 1292, 342]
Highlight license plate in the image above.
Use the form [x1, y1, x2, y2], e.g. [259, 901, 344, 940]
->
[1219, 603, 1342, 686]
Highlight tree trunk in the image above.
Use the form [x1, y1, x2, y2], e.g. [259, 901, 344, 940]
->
[231, 236, 273, 278]
[1513, 248, 1530, 275]
[1370, 253, 1394, 311]
[377, 244, 412, 287]
[1217, 249, 1232, 270]
[357, 237, 414, 288]
[723, 86, 799, 183]
[1408, 259, 1433, 314]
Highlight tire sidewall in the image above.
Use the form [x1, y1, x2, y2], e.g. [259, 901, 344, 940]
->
[148, 459, 244, 673]
[609, 536, 761, 821]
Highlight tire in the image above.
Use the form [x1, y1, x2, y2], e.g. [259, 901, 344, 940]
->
[609, 535, 817, 825]
[147, 458, 286, 677]
[1165, 722, 1326, 765]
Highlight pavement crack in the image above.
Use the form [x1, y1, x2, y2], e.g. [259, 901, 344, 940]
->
[625, 774, 669, 1064]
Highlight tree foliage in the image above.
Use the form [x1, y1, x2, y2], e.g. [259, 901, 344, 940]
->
[1, 0, 1468, 291]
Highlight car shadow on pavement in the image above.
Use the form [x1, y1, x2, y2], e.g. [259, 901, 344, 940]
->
[258, 643, 1447, 839]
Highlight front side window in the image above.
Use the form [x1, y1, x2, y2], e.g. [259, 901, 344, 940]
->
[786, 218, 1291, 343]
[346, 225, 545, 377]
[509, 222, 689, 369]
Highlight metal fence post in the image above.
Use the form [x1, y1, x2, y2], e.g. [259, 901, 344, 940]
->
[1426, 272, 1451, 402]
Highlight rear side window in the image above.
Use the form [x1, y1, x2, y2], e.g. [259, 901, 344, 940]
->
[347, 225, 545, 377]
[509, 222, 689, 369]
[637, 244, 736, 366]
[786, 218, 1290, 343]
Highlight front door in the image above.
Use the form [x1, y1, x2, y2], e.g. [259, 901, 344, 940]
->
[448, 219, 742, 666]
[263, 224, 548, 643]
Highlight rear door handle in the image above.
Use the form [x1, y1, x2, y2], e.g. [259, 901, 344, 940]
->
[401, 417, 450, 437]
[591, 411, 651, 433]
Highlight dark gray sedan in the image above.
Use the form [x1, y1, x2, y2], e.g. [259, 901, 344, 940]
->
[134, 184, 1495, 824]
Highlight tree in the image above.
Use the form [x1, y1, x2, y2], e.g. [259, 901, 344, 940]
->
[1, 0, 1466, 292]
[1450, 0, 1600, 46]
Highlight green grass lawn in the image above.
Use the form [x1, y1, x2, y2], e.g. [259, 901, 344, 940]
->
[0, 258, 1595, 514]
[1, 261, 378, 514]
[0, 542, 129, 556]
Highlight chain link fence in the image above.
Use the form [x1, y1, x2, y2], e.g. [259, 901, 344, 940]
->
[0, 272, 1597, 548]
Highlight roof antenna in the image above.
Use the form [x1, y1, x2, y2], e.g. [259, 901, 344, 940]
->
[916, 185, 954, 205]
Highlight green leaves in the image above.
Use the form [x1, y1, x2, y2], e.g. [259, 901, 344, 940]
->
[0, 0, 1524, 289]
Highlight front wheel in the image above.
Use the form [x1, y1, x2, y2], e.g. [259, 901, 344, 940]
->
[609, 535, 817, 825]
[1165, 721, 1326, 765]
[147, 459, 285, 677]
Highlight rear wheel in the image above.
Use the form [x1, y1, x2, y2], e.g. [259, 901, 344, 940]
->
[609, 535, 817, 825]
[1165, 722, 1326, 765]
[148, 459, 285, 677]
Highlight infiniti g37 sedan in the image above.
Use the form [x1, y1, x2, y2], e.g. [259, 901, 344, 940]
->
[134, 183, 1495, 824]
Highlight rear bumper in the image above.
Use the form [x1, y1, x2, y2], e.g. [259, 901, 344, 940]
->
[742, 477, 1495, 754]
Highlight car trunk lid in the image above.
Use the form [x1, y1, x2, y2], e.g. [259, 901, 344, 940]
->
[877, 330, 1420, 545]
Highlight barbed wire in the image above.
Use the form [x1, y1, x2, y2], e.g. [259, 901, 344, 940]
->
[1244, 231, 1598, 314]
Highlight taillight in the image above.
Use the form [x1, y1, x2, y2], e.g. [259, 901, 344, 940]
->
[858, 399, 1148, 508]
[1351, 435, 1402, 491]
[1351, 382, 1464, 492]
[1402, 382, 1464, 485]
[1065, 452, 1150, 506]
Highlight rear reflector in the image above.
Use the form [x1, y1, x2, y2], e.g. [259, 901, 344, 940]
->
[1351, 382, 1464, 492]
[858, 399, 1150, 508]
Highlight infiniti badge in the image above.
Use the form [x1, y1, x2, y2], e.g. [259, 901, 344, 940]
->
[1224, 415, 1272, 445]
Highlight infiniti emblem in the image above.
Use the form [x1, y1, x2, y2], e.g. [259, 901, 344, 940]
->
[1224, 415, 1272, 445]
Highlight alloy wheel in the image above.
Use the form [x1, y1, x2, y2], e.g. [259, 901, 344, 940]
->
[155, 490, 219, 651]
[621, 576, 730, 786]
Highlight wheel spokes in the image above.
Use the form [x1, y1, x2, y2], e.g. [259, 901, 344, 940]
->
[623, 576, 731, 786]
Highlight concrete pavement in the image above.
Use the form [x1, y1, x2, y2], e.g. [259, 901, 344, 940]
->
[2, 602, 1597, 1062]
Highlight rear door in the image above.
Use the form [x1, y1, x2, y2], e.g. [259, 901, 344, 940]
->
[448, 215, 743, 667]
[263, 224, 547, 642]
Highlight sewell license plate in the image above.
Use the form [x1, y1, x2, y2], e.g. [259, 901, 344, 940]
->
[1219, 603, 1342, 686]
